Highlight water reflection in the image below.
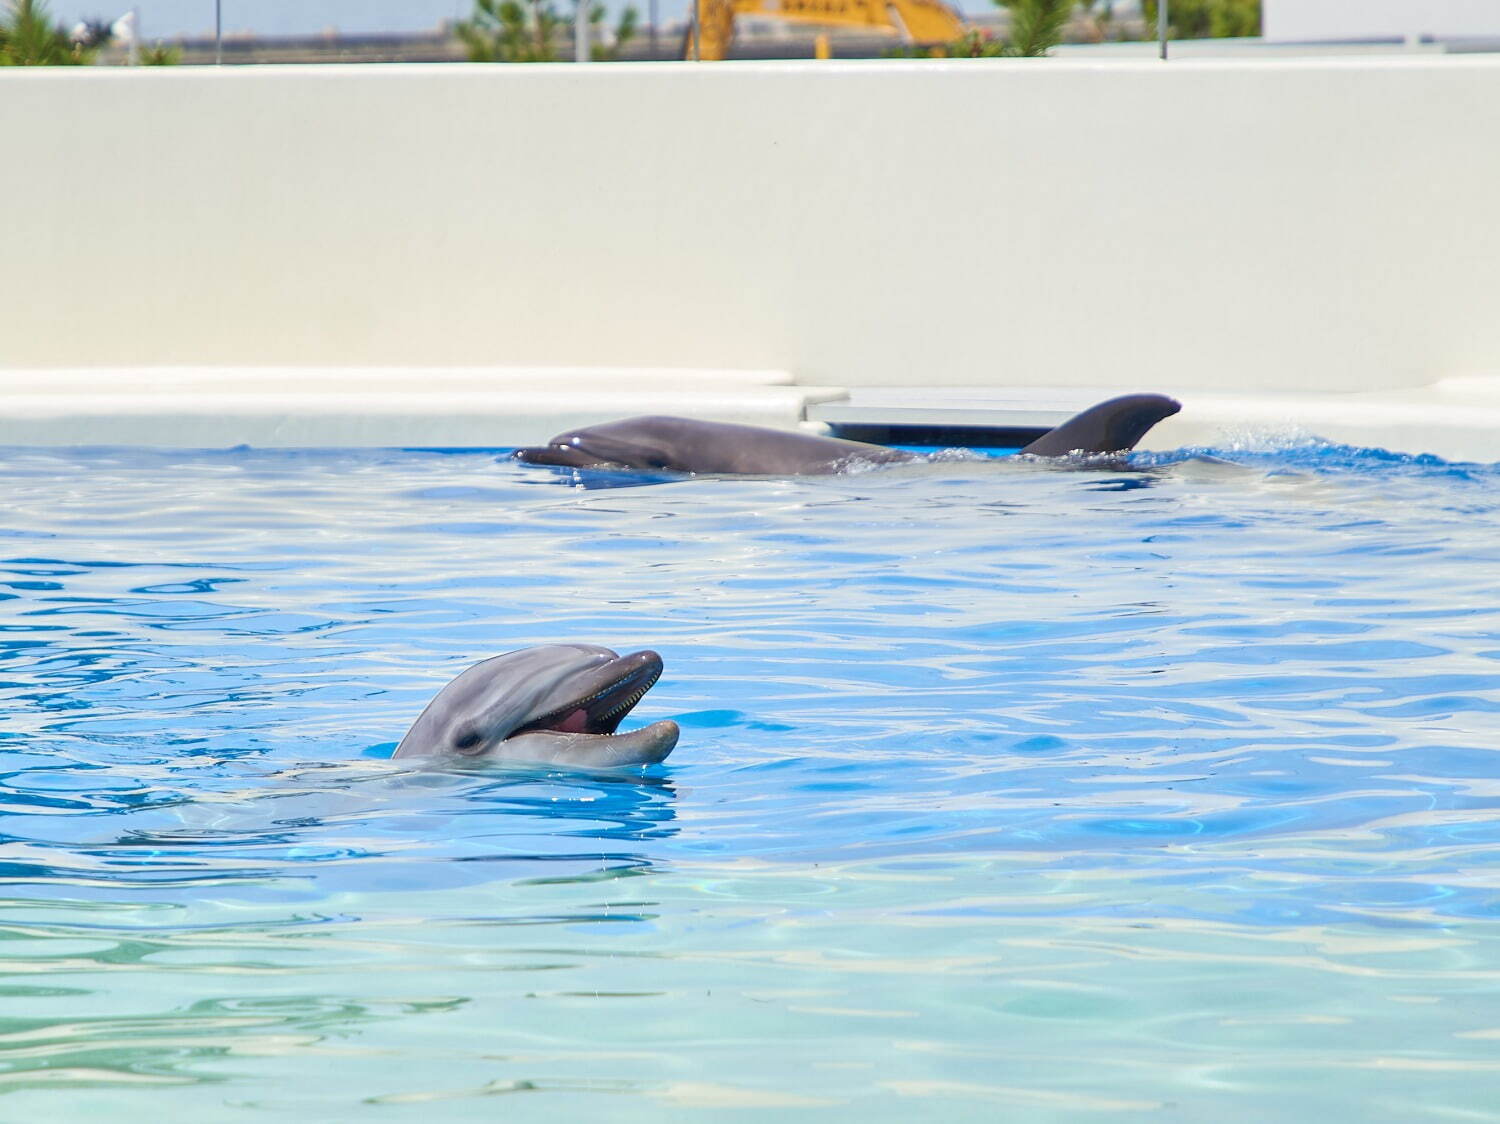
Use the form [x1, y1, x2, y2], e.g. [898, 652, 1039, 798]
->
[0, 755, 679, 905]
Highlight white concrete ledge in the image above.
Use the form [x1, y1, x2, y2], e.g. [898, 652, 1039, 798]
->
[3, 367, 1496, 460]
[816, 380, 1500, 461]
[1140, 376, 1500, 462]
[0, 367, 844, 447]
[0, 366, 799, 392]
[810, 386, 1132, 429]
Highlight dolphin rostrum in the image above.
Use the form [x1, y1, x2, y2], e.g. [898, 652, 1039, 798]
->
[394, 645, 679, 767]
[513, 394, 1181, 476]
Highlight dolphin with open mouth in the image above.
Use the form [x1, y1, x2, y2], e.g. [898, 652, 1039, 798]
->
[513, 393, 1181, 476]
[393, 644, 679, 768]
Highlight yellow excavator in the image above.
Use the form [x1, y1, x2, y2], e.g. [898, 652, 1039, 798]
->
[684, 0, 966, 60]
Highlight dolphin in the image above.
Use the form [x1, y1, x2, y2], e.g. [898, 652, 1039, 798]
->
[393, 644, 679, 768]
[513, 394, 1181, 476]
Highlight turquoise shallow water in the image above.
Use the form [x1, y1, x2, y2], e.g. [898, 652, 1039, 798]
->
[1, 442, 1499, 1119]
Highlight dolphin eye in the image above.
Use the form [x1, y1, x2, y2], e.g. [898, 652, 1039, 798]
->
[451, 727, 484, 754]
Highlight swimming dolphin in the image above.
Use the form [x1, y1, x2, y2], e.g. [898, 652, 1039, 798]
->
[393, 645, 679, 767]
[513, 394, 1181, 476]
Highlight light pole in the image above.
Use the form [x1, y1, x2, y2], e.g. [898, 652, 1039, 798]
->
[575, 0, 589, 61]
[215, 0, 222, 64]
[1158, 0, 1167, 59]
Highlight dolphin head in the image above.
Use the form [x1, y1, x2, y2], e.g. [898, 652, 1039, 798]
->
[513, 417, 697, 472]
[394, 644, 679, 768]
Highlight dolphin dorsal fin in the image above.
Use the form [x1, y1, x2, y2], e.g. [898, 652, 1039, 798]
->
[1019, 394, 1181, 457]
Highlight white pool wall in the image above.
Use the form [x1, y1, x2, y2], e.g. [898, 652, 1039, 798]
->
[4, 59, 1500, 455]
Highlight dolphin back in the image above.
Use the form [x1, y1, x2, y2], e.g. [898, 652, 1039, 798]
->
[519, 416, 916, 476]
[514, 394, 1182, 476]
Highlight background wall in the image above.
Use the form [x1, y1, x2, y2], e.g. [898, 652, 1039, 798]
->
[1263, 0, 1500, 42]
[4, 58, 1500, 394]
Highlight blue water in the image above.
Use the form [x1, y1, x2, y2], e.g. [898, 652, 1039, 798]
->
[2, 441, 1499, 1118]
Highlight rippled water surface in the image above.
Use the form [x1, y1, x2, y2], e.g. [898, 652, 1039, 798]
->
[2, 442, 1498, 1120]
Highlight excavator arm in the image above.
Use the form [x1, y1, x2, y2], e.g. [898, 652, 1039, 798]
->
[686, 0, 964, 59]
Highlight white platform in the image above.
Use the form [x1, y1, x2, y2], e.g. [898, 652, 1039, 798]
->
[814, 381, 1500, 462]
[3, 368, 1497, 461]
[810, 386, 1134, 430]
[1146, 376, 1500, 462]
[0, 367, 843, 447]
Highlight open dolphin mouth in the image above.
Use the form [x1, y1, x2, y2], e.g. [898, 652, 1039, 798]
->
[512, 650, 664, 739]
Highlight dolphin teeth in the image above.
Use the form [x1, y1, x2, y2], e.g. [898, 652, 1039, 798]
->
[512, 658, 661, 737]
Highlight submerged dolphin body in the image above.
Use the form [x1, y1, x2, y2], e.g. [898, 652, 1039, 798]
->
[513, 394, 1181, 476]
[394, 645, 679, 768]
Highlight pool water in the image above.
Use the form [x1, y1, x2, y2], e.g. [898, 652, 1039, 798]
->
[1, 441, 1498, 1119]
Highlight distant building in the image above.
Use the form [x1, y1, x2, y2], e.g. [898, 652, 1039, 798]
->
[1264, 0, 1500, 43]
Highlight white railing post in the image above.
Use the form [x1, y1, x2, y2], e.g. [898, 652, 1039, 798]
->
[575, 0, 589, 61]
